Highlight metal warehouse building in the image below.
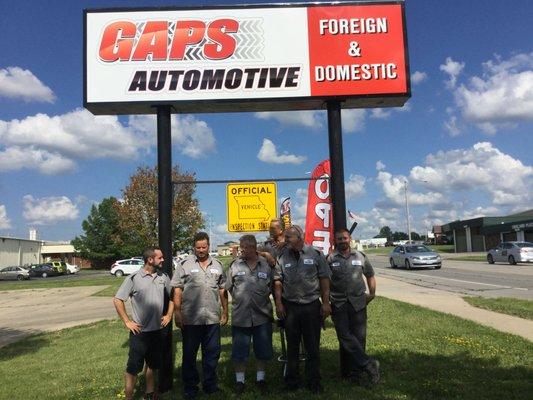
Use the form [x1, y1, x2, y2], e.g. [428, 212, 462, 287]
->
[442, 209, 533, 253]
[0, 236, 42, 269]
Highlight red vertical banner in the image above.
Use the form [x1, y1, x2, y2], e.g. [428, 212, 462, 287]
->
[305, 159, 333, 255]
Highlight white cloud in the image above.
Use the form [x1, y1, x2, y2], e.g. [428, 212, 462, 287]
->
[411, 71, 428, 85]
[254, 111, 323, 129]
[0, 205, 11, 229]
[443, 115, 461, 137]
[129, 114, 216, 159]
[370, 108, 391, 119]
[0, 146, 76, 174]
[376, 171, 448, 207]
[410, 142, 533, 206]
[257, 138, 306, 164]
[0, 67, 55, 103]
[345, 174, 366, 199]
[440, 57, 465, 88]
[22, 195, 79, 225]
[376, 160, 386, 171]
[455, 53, 533, 128]
[0, 109, 216, 174]
[341, 109, 366, 133]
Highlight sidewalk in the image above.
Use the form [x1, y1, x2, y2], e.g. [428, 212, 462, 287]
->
[378, 276, 533, 341]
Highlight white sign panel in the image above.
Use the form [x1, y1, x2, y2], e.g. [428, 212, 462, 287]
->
[84, 2, 409, 114]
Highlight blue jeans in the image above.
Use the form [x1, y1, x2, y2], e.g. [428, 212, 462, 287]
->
[181, 324, 221, 394]
[231, 323, 273, 362]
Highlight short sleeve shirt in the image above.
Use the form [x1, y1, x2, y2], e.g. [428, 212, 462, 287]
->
[327, 250, 374, 311]
[225, 255, 280, 327]
[115, 269, 172, 332]
[259, 239, 287, 260]
[170, 255, 226, 325]
[275, 244, 331, 304]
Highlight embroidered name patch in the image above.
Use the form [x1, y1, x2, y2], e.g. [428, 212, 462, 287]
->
[351, 260, 363, 266]
[258, 272, 268, 279]
[303, 259, 314, 265]
[284, 263, 292, 268]
[236, 271, 246, 276]
[331, 262, 341, 267]
[190, 269, 199, 273]
[210, 268, 220, 274]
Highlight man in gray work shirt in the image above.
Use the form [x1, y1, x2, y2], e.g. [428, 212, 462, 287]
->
[328, 228, 380, 386]
[226, 234, 279, 395]
[274, 225, 331, 394]
[114, 247, 174, 400]
[172, 232, 228, 399]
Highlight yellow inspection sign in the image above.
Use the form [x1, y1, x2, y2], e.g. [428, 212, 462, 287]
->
[227, 182, 277, 232]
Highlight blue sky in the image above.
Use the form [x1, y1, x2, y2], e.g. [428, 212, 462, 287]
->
[0, 0, 532, 245]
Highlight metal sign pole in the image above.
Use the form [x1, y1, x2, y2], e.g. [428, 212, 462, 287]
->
[327, 101, 347, 231]
[156, 105, 174, 392]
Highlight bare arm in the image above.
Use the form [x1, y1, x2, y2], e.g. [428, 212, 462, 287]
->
[319, 277, 331, 320]
[113, 297, 141, 334]
[366, 275, 377, 304]
[173, 287, 184, 328]
[274, 280, 285, 318]
[219, 288, 229, 326]
[161, 293, 174, 328]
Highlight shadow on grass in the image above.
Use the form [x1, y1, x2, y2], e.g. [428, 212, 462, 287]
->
[0, 327, 50, 360]
[159, 346, 532, 400]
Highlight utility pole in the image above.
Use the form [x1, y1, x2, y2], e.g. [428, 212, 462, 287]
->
[404, 180, 412, 243]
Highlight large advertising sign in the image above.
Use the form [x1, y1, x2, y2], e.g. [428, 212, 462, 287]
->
[84, 1, 409, 114]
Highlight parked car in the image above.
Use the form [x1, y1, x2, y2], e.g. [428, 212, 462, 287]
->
[27, 263, 62, 278]
[0, 266, 31, 281]
[487, 241, 533, 265]
[110, 258, 144, 277]
[66, 263, 80, 274]
[49, 261, 68, 274]
[389, 244, 442, 269]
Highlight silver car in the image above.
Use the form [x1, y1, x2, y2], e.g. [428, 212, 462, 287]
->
[389, 245, 442, 269]
[0, 266, 31, 281]
[487, 241, 533, 265]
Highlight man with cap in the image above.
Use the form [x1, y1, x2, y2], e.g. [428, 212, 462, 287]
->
[328, 228, 380, 386]
[172, 232, 228, 399]
[226, 234, 278, 395]
[274, 225, 331, 394]
[113, 247, 174, 400]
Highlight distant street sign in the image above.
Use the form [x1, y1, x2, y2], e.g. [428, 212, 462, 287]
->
[227, 182, 277, 232]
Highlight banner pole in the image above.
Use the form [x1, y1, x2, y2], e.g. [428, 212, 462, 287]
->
[327, 101, 347, 232]
[156, 105, 174, 392]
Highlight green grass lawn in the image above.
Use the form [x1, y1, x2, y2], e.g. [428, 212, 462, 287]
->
[0, 297, 531, 400]
[450, 255, 487, 262]
[463, 296, 533, 320]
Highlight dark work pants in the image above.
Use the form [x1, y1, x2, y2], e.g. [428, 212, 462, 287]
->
[181, 324, 221, 394]
[331, 302, 369, 377]
[283, 299, 322, 386]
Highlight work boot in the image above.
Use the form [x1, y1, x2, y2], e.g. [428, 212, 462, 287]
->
[365, 359, 380, 386]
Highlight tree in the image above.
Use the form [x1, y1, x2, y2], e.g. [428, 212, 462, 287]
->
[375, 226, 392, 239]
[117, 165, 204, 255]
[71, 197, 125, 268]
[392, 231, 409, 241]
[411, 231, 421, 241]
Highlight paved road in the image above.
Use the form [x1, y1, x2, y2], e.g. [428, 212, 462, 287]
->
[368, 255, 533, 300]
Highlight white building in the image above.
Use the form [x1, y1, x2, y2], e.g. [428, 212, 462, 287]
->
[0, 236, 42, 268]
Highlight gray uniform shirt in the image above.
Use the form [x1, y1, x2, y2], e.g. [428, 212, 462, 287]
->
[276, 244, 331, 304]
[327, 250, 375, 312]
[171, 255, 226, 325]
[115, 269, 172, 332]
[226, 255, 279, 327]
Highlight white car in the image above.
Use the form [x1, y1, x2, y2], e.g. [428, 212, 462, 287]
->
[110, 258, 144, 277]
[487, 241, 533, 265]
[66, 263, 80, 274]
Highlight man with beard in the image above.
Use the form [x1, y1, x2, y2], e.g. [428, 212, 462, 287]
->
[114, 247, 174, 400]
[172, 232, 228, 399]
[328, 228, 380, 386]
[274, 225, 331, 394]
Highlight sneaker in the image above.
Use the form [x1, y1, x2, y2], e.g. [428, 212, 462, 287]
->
[235, 382, 245, 395]
[365, 359, 380, 386]
[255, 380, 269, 395]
